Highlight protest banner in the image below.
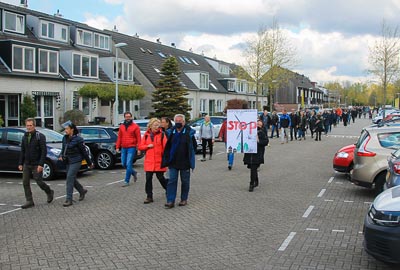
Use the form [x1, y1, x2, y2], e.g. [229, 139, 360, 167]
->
[226, 109, 258, 153]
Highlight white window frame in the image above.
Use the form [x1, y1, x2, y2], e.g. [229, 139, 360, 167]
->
[4, 11, 25, 34]
[114, 59, 133, 81]
[199, 73, 209, 90]
[38, 49, 59, 75]
[200, 99, 207, 112]
[40, 20, 68, 42]
[12, 44, 35, 73]
[94, 33, 110, 50]
[216, 99, 223, 113]
[72, 52, 98, 78]
[76, 29, 93, 47]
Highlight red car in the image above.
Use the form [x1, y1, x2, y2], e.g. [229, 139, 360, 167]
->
[333, 144, 355, 173]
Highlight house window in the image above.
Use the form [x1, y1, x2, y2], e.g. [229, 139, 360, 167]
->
[114, 59, 133, 81]
[61, 28, 67, 41]
[94, 33, 110, 50]
[72, 53, 98, 78]
[200, 99, 206, 112]
[4, 11, 24, 34]
[199, 73, 209, 90]
[76, 29, 93, 47]
[217, 99, 223, 112]
[12, 45, 35, 73]
[40, 21, 68, 42]
[39, 49, 58, 74]
[228, 81, 235, 91]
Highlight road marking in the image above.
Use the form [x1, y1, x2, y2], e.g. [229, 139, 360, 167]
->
[84, 186, 93, 188]
[335, 182, 343, 184]
[13, 204, 21, 207]
[110, 172, 118, 174]
[306, 228, 319, 231]
[106, 179, 125, 186]
[359, 231, 363, 234]
[344, 200, 354, 203]
[278, 232, 296, 251]
[57, 184, 65, 186]
[302, 205, 314, 218]
[324, 199, 334, 202]
[0, 203, 6, 206]
[216, 151, 226, 156]
[328, 177, 334, 183]
[0, 208, 21, 216]
[364, 202, 372, 204]
[6, 182, 13, 184]
[317, 189, 326, 197]
[31, 183, 37, 185]
[332, 229, 345, 233]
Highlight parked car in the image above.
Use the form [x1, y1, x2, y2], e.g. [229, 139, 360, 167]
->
[333, 144, 355, 173]
[351, 124, 400, 193]
[382, 113, 400, 123]
[385, 148, 400, 190]
[78, 125, 144, 170]
[0, 127, 89, 180]
[363, 185, 400, 264]
[190, 116, 226, 153]
[372, 109, 400, 124]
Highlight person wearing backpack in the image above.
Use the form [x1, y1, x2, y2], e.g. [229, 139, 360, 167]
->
[18, 118, 54, 209]
[138, 118, 168, 204]
[59, 121, 94, 207]
[199, 115, 214, 161]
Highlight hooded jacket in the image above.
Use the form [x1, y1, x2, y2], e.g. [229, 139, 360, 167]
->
[138, 128, 167, 172]
[116, 120, 141, 149]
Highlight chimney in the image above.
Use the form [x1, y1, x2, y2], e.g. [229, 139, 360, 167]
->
[54, 9, 63, 17]
[171, 42, 176, 48]
[20, 0, 28, 8]
[112, 25, 118, 32]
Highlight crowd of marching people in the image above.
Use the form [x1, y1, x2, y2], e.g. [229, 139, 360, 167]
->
[18, 106, 372, 209]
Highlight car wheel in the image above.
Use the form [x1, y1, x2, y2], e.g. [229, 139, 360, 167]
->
[42, 160, 55, 180]
[374, 171, 386, 194]
[96, 150, 115, 170]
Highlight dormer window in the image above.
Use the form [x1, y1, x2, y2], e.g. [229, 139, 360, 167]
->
[73, 52, 98, 78]
[94, 33, 110, 50]
[12, 44, 35, 73]
[40, 20, 68, 42]
[200, 73, 209, 90]
[76, 29, 93, 47]
[4, 11, 25, 34]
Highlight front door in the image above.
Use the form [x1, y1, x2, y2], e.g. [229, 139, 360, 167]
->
[209, 99, 215, 115]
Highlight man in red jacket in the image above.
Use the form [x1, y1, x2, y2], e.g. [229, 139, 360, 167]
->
[116, 112, 141, 187]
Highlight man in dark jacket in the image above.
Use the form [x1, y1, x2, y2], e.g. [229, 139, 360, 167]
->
[289, 109, 299, 141]
[18, 118, 54, 209]
[162, 114, 196, 208]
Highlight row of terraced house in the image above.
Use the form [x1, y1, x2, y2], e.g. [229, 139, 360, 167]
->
[0, 1, 328, 130]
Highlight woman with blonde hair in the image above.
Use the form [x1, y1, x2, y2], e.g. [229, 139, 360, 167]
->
[138, 118, 168, 204]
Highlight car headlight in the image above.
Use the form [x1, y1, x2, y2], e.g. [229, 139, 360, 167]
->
[49, 148, 61, 156]
[336, 152, 349, 158]
[368, 205, 400, 226]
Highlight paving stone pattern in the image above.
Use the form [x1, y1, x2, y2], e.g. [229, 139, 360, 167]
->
[0, 118, 397, 269]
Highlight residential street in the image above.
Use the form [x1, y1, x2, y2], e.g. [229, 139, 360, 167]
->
[0, 117, 397, 269]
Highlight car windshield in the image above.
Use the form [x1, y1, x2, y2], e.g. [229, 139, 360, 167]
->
[39, 129, 63, 143]
[392, 148, 400, 158]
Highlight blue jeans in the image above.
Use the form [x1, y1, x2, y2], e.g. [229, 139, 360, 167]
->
[166, 167, 190, 203]
[297, 129, 305, 138]
[225, 142, 234, 167]
[66, 162, 84, 201]
[121, 147, 137, 183]
[270, 125, 279, 138]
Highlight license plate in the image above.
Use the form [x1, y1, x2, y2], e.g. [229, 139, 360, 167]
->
[81, 160, 87, 165]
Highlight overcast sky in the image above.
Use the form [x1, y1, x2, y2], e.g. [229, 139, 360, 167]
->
[4, 0, 400, 84]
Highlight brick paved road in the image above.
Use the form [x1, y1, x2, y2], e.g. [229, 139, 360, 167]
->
[0, 118, 397, 269]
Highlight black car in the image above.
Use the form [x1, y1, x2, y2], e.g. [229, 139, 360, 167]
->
[78, 126, 144, 170]
[0, 127, 89, 180]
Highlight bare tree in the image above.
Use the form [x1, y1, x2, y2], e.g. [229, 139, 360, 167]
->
[243, 26, 268, 110]
[368, 20, 400, 117]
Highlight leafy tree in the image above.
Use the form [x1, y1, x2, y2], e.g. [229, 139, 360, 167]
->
[368, 20, 400, 116]
[224, 99, 249, 111]
[59, 109, 86, 126]
[79, 83, 145, 101]
[151, 57, 191, 119]
[20, 94, 36, 122]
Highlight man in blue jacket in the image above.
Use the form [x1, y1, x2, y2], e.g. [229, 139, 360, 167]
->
[279, 109, 291, 144]
[162, 114, 197, 208]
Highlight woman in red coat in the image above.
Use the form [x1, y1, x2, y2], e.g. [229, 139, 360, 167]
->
[138, 118, 168, 204]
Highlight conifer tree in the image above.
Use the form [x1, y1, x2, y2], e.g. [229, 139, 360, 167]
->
[151, 57, 191, 119]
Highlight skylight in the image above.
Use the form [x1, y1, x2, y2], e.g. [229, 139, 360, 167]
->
[157, 51, 166, 58]
[140, 47, 146, 53]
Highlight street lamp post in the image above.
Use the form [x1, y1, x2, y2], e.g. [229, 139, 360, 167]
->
[114, 42, 127, 125]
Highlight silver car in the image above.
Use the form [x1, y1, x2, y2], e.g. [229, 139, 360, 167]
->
[351, 124, 400, 193]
